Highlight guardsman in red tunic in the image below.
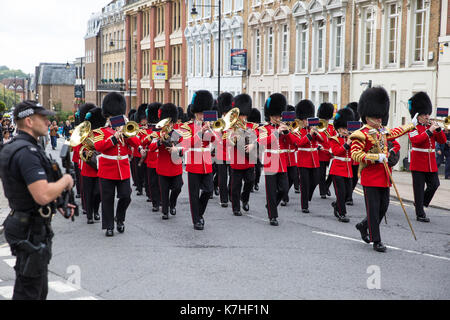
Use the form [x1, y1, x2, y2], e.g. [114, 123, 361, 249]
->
[179, 90, 216, 230]
[350, 87, 415, 252]
[407, 92, 447, 223]
[345, 102, 360, 205]
[329, 108, 355, 223]
[80, 107, 105, 224]
[226, 94, 258, 216]
[148, 103, 184, 220]
[317, 102, 336, 199]
[127, 108, 137, 187]
[93, 92, 141, 237]
[293, 100, 323, 213]
[248, 108, 263, 192]
[131, 104, 148, 196]
[258, 93, 293, 226]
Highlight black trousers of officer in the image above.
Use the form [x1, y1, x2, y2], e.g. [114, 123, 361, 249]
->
[73, 162, 81, 196]
[298, 167, 319, 209]
[214, 163, 230, 203]
[283, 166, 300, 202]
[99, 178, 132, 230]
[230, 167, 255, 212]
[411, 171, 440, 217]
[133, 157, 146, 193]
[347, 164, 359, 202]
[81, 175, 101, 220]
[159, 174, 183, 214]
[187, 172, 213, 224]
[13, 266, 48, 300]
[360, 186, 390, 243]
[318, 161, 332, 196]
[331, 175, 352, 216]
[265, 172, 288, 219]
[147, 167, 161, 208]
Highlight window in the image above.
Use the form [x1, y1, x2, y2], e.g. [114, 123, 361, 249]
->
[315, 20, 325, 70]
[386, 3, 400, 65]
[235, 0, 243, 11]
[224, 0, 232, 14]
[266, 26, 274, 73]
[204, 41, 211, 76]
[363, 7, 376, 67]
[188, 44, 194, 76]
[333, 16, 344, 69]
[214, 39, 219, 75]
[223, 38, 231, 74]
[172, 1, 181, 31]
[204, 0, 211, 18]
[296, 23, 308, 72]
[280, 24, 289, 73]
[413, 0, 427, 63]
[196, 42, 202, 76]
[254, 29, 261, 73]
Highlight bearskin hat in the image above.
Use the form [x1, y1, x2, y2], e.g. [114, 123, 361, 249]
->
[233, 94, 252, 117]
[346, 102, 360, 121]
[85, 107, 106, 130]
[187, 104, 194, 121]
[295, 99, 315, 120]
[128, 108, 137, 121]
[79, 103, 96, 122]
[217, 92, 233, 115]
[333, 108, 355, 130]
[191, 90, 213, 113]
[102, 92, 126, 118]
[177, 107, 184, 122]
[159, 103, 178, 122]
[146, 102, 162, 123]
[248, 108, 262, 124]
[136, 104, 148, 122]
[408, 91, 432, 118]
[287, 105, 295, 112]
[318, 102, 334, 120]
[358, 87, 390, 124]
[265, 93, 287, 117]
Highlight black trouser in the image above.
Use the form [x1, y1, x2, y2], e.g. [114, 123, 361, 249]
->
[81, 175, 101, 220]
[159, 174, 183, 214]
[254, 160, 262, 185]
[215, 163, 230, 203]
[73, 162, 81, 196]
[133, 157, 146, 193]
[265, 172, 288, 219]
[318, 161, 332, 196]
[411, 171, 440, 217]
[331, 175, 352, 216]
[298, 167, 319, 209]
[130, 158, 136, 186]
[347, 164, 359, 202]
[360, 186, 390, 243]
[230, 167, 255, 212]
[99, 178, 132, 230]
[13, 268, 48, 300]
[147, 167, 161, 208]
[283, 166, 300, 202]
[187, 172, 213, 224]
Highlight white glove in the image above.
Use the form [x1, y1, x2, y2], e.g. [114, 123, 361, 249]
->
[378, 153, 387, 163]
[412, 113, 419, 127]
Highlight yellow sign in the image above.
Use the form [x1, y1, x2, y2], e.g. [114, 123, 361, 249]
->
[152, 60, 168, 80]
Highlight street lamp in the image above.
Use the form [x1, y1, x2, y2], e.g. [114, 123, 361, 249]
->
[65, 62, 71, 69]
[110, 38, 131, 109]
[191, 1, 221, 97]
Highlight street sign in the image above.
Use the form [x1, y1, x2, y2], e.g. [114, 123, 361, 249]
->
[230, 49, 247, 71]
[74, 85, 84, 98]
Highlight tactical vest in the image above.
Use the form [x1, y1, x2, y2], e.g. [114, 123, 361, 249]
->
[0, 136, 54, 211]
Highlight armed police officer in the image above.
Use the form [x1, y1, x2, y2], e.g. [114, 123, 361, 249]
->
[0, 101, 76, 300]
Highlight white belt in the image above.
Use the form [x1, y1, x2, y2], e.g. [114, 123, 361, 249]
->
[265, 149, 289, 154]
[287, 149, 296, 153]
[412, 147, 435, 153]
[298, 148, 317, 152]
[100, 154, 128, 161]
[334, 156, 351, 162]
[187, 147, 211, 152]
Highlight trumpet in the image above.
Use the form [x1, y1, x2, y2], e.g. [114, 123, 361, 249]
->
[280, 119, 303, 133]
[429, 116, 450, 130]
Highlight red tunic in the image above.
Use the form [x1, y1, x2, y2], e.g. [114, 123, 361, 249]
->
[72, 145, 81, 167]
[292, 128, 320, 169]
[227, 122, 259, 170]
[408, 124, 447, 172]
[329, 136, 353, 178]
[318, 124, 336, 162]
[148, 130, 183, 177]
[141, 127, 159, 169]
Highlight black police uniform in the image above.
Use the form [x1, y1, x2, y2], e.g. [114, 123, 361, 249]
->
[0, 131, 55, 300]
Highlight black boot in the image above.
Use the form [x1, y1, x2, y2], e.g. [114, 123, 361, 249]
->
[117, 221, 125, 233]
[355, 223, 370, 243]
[416, 215, 430, 223]
[269, 218, 279, 226]
[105, 229, 114, 237]
[373, 242, 387, 252]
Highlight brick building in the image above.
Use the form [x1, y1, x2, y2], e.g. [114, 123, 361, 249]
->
[84, 11, 102, 105]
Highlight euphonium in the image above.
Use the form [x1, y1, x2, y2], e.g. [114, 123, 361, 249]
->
[69, 121, 96, 162]
[213, 108, 240, 132]
[123, 121, 140, 138]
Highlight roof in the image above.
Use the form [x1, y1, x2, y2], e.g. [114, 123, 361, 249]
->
[37, 63, 76, 86]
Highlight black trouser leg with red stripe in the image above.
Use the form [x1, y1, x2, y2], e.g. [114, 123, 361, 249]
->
[298, 167, 319, 209]
[265, 172, 288, 219]
[147, 167, 160, 208]
[318, 161, 330, 196]
[81, 175, 101, 220]
[230, 168, 255, 212]
[159, 174, 183, 215]
[283, 166, 299, 202]
[187, 173, 213, 224]
[331, 175, 352, 216]
[133, 157, 145, 193]
[99, 178, 132, 230]
[130, 158, 136, 186]
[73, 162, 81, 196]
[361, 186, 390, 243]
[217, 163, 229, 203]
[411, 171, 440, 217]
[347, 164, 359, 202]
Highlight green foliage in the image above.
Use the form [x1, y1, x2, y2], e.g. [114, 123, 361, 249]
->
[0, 100, 6, 113]
[50, 110, 73, 123]
[0, 66, 27, 81]
[0, 84, 21, 110]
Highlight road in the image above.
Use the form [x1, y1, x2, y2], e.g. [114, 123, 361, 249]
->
[0, 138, 449, 300]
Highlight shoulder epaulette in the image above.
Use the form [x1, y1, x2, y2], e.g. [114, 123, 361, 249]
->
[349, 129, 366, 142]
[92, 128, 105, 142]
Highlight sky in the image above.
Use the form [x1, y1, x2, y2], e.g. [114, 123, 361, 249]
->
[0, 0, 110, 75]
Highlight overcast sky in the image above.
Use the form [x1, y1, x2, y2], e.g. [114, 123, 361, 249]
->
[0, 0, 110, 75]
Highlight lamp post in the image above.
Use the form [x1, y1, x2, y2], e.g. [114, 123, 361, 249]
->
[191, 1, 221, 97]
[110, 38, 131, 109]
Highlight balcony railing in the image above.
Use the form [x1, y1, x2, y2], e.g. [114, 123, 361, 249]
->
[97, 82, 126, 91]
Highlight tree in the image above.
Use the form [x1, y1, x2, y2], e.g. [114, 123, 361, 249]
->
[0, 66, 27, 81]
[0, 83, 21, 111]
[0, 100, 6, 113]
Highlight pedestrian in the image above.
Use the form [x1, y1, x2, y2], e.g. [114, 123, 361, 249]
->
[63, 120, 72, 139]
[350, 87, 416, 252]
[2, 130, 12, 144]
[436, 128, 450, 179]
[0, 100, 76, 300]
[407, 92, 447, 222]
[49, 120, 58, 150]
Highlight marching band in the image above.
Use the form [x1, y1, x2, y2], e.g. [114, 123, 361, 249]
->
[67, 88, 448, 253]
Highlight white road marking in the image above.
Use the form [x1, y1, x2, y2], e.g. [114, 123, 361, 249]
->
[0, 286, 13, 299]
[0, 247, 11, 257]
[70, 296, 98, 300]
[3, 258, 16, 268]
[312, 231, 450, 262]
[48, 281, 78, 293]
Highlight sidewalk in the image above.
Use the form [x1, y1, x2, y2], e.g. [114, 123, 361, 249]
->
[388, 171, 450, 211]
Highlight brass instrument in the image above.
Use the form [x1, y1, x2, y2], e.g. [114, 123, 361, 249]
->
[69, 121, 96, 162]
[213, 108, 241, 132]
[429, 116, 450, 130]
[123, 121, 140, 138]
[317, 119, 329, 132]
[155, 118, 173, 141]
